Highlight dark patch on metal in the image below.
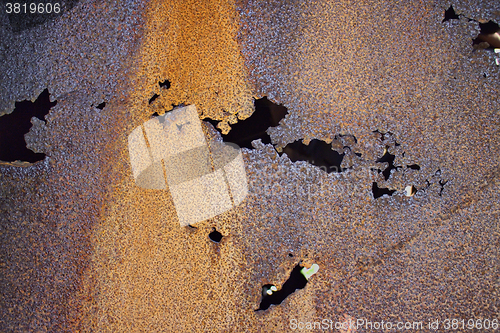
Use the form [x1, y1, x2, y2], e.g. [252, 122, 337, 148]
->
[148, 80, 171, 105]
[376, 147, 398, 181]
[256, 264, 308, 311]
[280, 139, 345, 173]
[205, 96, 288, 149]
[209, 228, 223, 243]
[4, 0, 80, 33]
[407, 164, 420, 170]
[148, 93, 159, 105]
[0, 88, 56, 163]
[203, 97, 348, 175]
[442, 5, 460, 23]
[95, 102, 106, 110]
[372, 182, 396, 199]
[159, 79, 171, 89]
[439, 180, 448, 196]
[420, 169, 448, 196]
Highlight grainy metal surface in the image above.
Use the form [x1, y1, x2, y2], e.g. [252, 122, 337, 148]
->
[0, 0, 499, 332]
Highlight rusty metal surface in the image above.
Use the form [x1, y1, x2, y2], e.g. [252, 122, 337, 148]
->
[0, 0, 499, 332]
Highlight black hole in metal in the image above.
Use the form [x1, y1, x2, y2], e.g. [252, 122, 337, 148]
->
[209, 228, 223, 243]
[479, 21, 500, 35]
[442, 5, 459, 23]
[0, 88, 56, 163]
[256, 264, 308, 311]
[473, 20, 500, 48]
[159, 79, 171, 89]
[376, 147, 397, 181]
[372, 182, 396, 199]
[148, 93, 159, 104]
[280, 139, 345, 173]
[204, 96, 288, 149]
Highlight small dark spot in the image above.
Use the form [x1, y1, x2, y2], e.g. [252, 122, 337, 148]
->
[176, 121, 190, 131]
[152, 112, 160, 117]
[0, 88, 56, 163]
[354, 152, 362, 157]
[372, 182, 396, 199]
[442, 5, 460, 23]
[209, 228, 223, 243]
[288, 253, 293, 257]
[159, 79, 171, 89]
[148, 93, 159, 104]
[256, 264, 309, 311]
[187, 224, 197, 229]
[407, 164, 421, 170]
[96, 102, 106, 110]
[439, 180, 448, 196]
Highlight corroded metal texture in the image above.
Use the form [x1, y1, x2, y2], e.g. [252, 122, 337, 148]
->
[1, 0, 499, 332]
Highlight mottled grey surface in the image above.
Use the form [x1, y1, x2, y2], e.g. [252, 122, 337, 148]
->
[0, 0, 499, 331]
